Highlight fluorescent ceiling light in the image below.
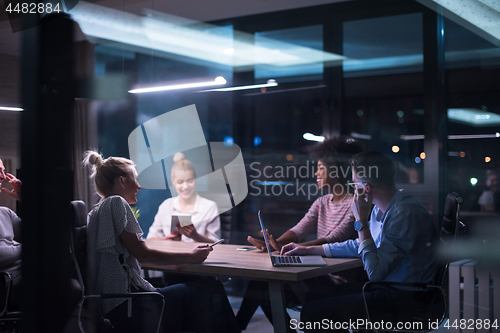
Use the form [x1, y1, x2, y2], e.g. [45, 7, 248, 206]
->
[129, 76, 226, 94]
[448, 133, 500, 139]
[243, 85, 326, 96]
[448, 108, 500, 126]
[400, 135, 425, 140]
[343, 54, 423, 72]
[401, 133, 500, 140]
[303, 133, 325, 142]
[0, 106, 23, 111]
[350, 132, 372, 140]
[70, 2, 344, 69]
[203, 79, 277, 92]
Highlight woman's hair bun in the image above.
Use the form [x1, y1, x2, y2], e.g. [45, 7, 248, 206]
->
[83, 150, 103, 169]
[173, 152, 186, 163]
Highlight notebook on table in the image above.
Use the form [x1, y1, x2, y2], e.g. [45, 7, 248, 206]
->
[257, 210, 326, 267]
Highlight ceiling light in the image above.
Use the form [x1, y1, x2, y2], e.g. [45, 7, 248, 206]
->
[203, 79, 277, 92]
[0, 106, 23, 111]
[402, 133, 500, 140]
[400, 135, 425, 140]
[448, 134, 500, 139]
[129, 76, 226, 94]
[448, 108, 500, 126]
[303, 133, 325, 142]
[71, 2, 344, 69]
[350, 132, 372, 140]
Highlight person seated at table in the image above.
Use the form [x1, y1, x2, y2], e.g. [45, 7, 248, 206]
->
[281, 151, 440, 332]
[247, 136, 362, 251]
[478, 169, 499, 213]
[83, 150, 238, 333]
[0, 158, 23, 312]
[147, 152, 220, 243]
[236, 137, 362, 330]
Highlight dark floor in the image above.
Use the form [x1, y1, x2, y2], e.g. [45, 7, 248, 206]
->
[228, 295, 451, 332]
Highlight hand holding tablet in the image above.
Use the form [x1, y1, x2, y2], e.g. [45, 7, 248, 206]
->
[171, 214, 192, 233]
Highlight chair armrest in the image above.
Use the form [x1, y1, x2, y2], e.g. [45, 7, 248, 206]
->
[363, 281, 445, 295]
[79, 291, 164, 306]
[77, 291, 165, 333]
[363, 280, 439, 289]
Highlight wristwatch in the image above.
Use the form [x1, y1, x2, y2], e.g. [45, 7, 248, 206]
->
[354, 220, 368, 231]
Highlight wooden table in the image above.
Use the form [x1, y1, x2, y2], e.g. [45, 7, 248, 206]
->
[142, 239, 362, 333]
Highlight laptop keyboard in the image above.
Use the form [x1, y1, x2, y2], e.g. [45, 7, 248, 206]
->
[274, 256, 302, 264]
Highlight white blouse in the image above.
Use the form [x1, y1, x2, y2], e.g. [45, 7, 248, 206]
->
[147, 194, 221, 242]
[87, 195, 155, 315]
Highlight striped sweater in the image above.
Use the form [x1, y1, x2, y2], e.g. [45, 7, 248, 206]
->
[290, 194, 356, 243]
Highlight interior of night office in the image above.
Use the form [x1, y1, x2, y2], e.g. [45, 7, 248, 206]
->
[0, 0, 499, 331]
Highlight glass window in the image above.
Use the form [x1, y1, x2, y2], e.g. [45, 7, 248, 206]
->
[254, 25, 324, 81]
[343, 13, 423, 77]
[444, 17, 500, 212]
[342, 13, 425, 184]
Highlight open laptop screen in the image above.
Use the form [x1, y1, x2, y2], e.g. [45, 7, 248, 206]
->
[258, 210, 275, 260]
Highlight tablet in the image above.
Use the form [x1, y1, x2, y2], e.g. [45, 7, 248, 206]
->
[171, 214, 192, 233]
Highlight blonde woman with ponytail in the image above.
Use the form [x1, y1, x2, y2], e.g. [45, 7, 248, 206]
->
[82, 150, 238, 333]
[147, 152, 221, 243]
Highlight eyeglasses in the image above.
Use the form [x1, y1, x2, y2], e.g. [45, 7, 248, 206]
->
[348, 181, 369, 188]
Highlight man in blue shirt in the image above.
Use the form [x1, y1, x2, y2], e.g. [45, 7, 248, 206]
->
[281, 151, 440, 332]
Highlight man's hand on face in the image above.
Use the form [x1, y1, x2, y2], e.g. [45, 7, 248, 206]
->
[351, 187, 372, 222]
[0, 173, 22, 202]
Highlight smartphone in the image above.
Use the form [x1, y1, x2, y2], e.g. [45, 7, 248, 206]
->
[237, 246, 257, 251]
[208, 239, 224, 247]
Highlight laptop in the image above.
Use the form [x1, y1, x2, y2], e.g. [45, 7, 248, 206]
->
[258, 210, 326, 267]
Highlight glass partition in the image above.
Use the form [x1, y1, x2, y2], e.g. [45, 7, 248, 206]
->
[342, 13, 425, 185]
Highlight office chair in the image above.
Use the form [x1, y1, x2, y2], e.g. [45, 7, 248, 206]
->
[0, 271, 22, 333]
[360, 192, 465, 332]
[69, 200, 165, 333]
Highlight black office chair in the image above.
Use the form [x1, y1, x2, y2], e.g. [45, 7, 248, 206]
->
[360, 192, 465, 332]
[69, 200, 165, 333]
[440, 192, 465, 244]
[0, 271, 22, 333]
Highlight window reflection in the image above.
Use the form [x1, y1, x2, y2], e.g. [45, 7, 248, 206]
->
[343, 13, 425, 184]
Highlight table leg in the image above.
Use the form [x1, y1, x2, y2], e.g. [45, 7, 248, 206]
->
[268, 280, 289, 333]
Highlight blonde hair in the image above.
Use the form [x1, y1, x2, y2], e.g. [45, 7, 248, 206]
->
[82, 150, 135, 198]
[171, 152, 196, 179]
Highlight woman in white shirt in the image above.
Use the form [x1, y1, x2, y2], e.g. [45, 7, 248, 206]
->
[83, 150, 237, 333]
[147, 153, 221, 243]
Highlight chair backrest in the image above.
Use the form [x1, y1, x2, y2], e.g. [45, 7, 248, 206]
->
[440, 192, 464, 242]
[70, 200, 88, 296]
[437, 192, 464, 288]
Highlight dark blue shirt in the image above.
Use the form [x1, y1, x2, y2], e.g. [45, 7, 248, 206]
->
[323, 190, 439, 283]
